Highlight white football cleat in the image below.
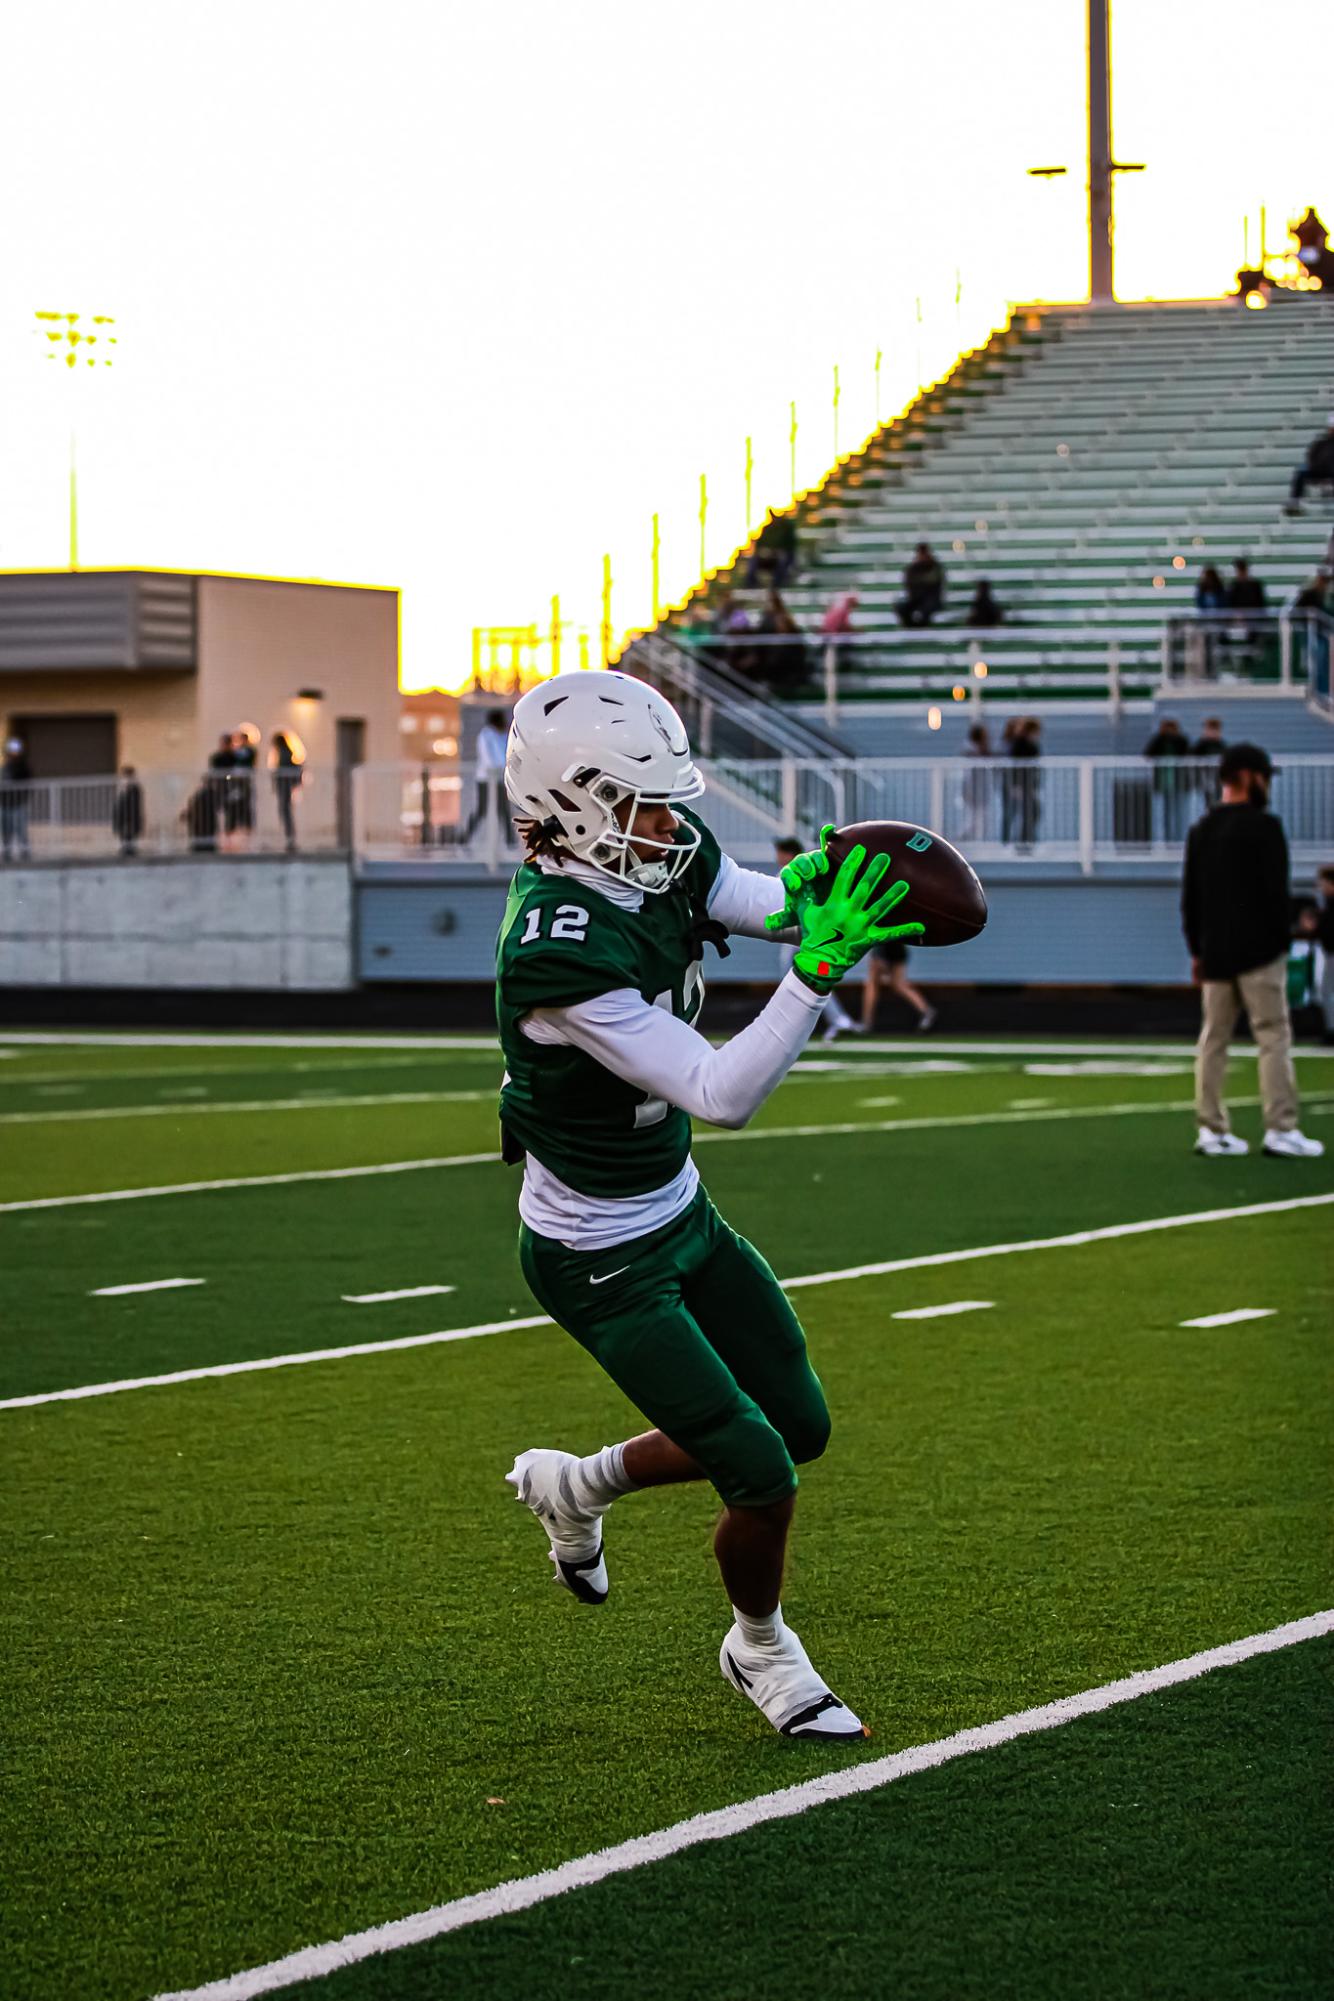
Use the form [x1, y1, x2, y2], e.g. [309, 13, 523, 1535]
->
[720, 1621, 869, 1740]
[506, 1448, 609, 1605]
[1194, 1128, 1249, 1157]
[1263, 1128, 1325, 1159]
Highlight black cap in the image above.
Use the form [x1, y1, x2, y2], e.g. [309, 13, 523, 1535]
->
[1218, 741, 1273, 782]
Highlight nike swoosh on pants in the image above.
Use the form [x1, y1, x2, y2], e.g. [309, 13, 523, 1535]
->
[590, 1266, 631, 1285]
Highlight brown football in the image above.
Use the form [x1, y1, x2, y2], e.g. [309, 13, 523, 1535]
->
[822, 820, 987, 948]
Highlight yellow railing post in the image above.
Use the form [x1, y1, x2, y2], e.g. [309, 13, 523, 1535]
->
[601, 554, 613, 667]
[579, 631, 590, 672]
[550, 594, 562, 678]
[471, 628, 482, 690]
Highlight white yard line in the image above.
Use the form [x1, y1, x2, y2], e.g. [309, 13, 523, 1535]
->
[151, 1608, 1334, 2001]
[1181, 1308, 1276, 1328]
[0, 1089, 494, 1127]
[341, 1285, 456, 1305]
[90, 1278, 206, 1298]
[6, 1191, 1331, 1412]
[891, 1300, 994, 1320]
[6, 1091, 1332, 1213]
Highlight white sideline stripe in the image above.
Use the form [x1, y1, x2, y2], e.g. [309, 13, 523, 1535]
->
[891, 1299, 993, 1320]
[0, 1317, 555, 1409]
[0, 1088, 494, 1127]
[7, 1089, 1331, 1217]
[0, 1155, 504, 1216]
[1181, 1307, 1276, 1328]
[151, 1608, 1334, 2001]
[341, 1285, 456, 1305]
[90, 1277, 206, 1298]
[3, 1031, 1332, 1058]
[6, 1191, 1332, 1412]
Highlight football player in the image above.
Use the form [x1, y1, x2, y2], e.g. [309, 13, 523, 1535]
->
[498, 670, 921, 1739]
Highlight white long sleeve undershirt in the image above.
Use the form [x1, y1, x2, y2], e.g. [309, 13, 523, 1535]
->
[516, 852, 817, 1249]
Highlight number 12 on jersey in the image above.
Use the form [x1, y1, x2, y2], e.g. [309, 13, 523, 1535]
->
[518, 904, 589, 945]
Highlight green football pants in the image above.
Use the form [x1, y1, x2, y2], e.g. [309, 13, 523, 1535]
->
[518, 1185, 830, 1509]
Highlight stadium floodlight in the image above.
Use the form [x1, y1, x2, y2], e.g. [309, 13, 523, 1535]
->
[33, 307, 117, 569]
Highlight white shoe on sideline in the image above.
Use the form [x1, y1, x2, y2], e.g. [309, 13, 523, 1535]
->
[1262, 1128, 1325, 1159]
[1194, 1128, 1249, 1157]
[719, 1621, 868, 1740]
[506, 1448, 609, 1605]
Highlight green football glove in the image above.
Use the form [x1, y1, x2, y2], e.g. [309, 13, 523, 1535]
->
[769, 828, 924, 995]
[767, 825, 834, 932]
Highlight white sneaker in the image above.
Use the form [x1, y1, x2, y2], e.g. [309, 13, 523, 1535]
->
[916, 1006, 938, 1034]
[720, 1621, 868, 1740]
[506, 1448, 608, 1605]
[1194, 1128, 1249, 1157]
[1263, 1128, 1326, 1159]
[820, 1018, 853, 1043]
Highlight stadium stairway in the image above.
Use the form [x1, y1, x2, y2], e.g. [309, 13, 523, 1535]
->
[662, 292, 1334, 708]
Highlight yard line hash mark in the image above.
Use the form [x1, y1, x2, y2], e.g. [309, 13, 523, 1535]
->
[341, 1285, 457, 1305]
[5, 1092, 1332, 1214]
[6, 1192, 1331, 1411]
[1181, 1307, 1276, 1328]
[151, 1609, 1334, 2001]
[891, 1300, 994, 1320]
[89, 1278, 206, 1298]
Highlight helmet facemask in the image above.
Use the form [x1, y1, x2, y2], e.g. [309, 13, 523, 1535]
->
[560, 765, 703, 892]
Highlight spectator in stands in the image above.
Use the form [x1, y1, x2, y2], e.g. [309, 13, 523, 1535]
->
[1182, 741, 1324, 1158]
[963, 579, 1003, 627]
[1283, 414, 1334, 515]
[898, 543, 946, 626]
[112, 766, 144, 857]
[819, 593, 859, 677]
[756, 591, 807, 692]
[1194, 565, 1226, 614]
[1191, 716, 1227, 808]
[207, 731, 236, 848]
[775, 837, 856, 1042]
[271, 732, 304, 851]
[746, 510, 798, 591]
[1225, 557, 1268, 648]
[1004, 717, 1042, 850]
[0, 736, 32, 861]
[183, 777, 219, 853]
[962, 722, 992, 841]
[459, 708, 509, 844]
[1295, 568, 1332, 613]
[227, 728, 257, 845]
[1143, 716, 1191, 841]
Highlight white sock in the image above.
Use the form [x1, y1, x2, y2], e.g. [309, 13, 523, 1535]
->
[732, 1603, 785, 1650]
[570, 1441, 637, 1512]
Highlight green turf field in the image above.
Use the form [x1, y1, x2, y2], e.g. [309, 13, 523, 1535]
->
[2, 1031, 1331, 2000]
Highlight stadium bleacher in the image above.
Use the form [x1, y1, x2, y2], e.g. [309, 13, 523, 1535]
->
[667, 293, 1334, 706]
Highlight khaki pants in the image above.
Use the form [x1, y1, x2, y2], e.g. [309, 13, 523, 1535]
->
[1195, 954, 1299, 1135]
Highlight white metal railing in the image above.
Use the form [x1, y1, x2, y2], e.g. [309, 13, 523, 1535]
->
[0, 765, 345, 861]
[350, 755, 1334, 877]
[1161, 610, 1333, 693]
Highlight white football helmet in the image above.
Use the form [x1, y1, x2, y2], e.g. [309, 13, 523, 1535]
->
[504, 670, 705, 892]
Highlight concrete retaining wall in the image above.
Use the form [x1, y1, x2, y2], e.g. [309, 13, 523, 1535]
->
[0, 858, 353, 990]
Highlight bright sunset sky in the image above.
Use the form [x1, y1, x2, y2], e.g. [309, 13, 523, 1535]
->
[1, 0, 1328, 692]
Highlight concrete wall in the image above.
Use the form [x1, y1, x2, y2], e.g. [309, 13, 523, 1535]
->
[0, 858, 353, 990]
[198, 577, 400, 772]
[354, 870, 1204, 988]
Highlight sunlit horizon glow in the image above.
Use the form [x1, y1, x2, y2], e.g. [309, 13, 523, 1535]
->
[2, 0, 1328, 695]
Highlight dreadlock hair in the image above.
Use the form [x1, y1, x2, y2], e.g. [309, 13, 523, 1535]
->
[518, 815, 568, 866]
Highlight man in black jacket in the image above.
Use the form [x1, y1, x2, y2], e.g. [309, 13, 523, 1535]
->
[1182, 743, 1323, 1158]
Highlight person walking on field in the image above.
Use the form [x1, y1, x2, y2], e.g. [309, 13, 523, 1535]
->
[1182, 742, 1324, 1158]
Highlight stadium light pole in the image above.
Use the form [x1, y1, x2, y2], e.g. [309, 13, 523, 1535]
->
[1028, 2, 1143, 304]
[34, 307, 117, 568]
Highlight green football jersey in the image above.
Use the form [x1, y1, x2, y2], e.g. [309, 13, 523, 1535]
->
[496, 808, 724, 1197]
